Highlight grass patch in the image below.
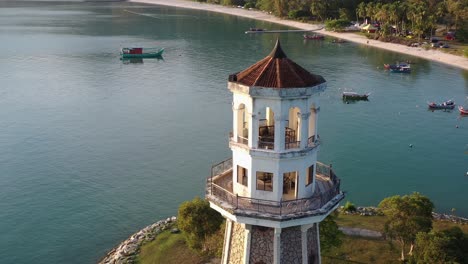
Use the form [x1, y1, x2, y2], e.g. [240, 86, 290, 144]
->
[433, 220, 468, 233]
[336, 213, 468, 234]
[136, 230, 208, 264]
[323, 236, 401, 264]
[335, 214, 387, 232]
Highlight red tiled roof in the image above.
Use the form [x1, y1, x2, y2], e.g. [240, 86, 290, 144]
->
[229, 40, 325, 88]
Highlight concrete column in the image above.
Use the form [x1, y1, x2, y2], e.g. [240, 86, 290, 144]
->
[250, 114, 258, 148]
[309, 107, 318, 141]
[275, 119, 285, 152]
[243, 225, 251, 264]
[313, 107, 320, 140]
[316, 223, 322, 264]
[273, 228, 282, 264]
[301, 224, 314, 264]
[233, 104, 240, 141]
[300, 112, 310, 149]
[222, 219, 233, 264]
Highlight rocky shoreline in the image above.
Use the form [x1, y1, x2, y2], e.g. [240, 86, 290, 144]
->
[98, 216, 177, 264]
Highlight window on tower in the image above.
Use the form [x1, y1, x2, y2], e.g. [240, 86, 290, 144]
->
[256, 171, 273, 191]
[306, 165, 314, 186]
[237, 165, 248, 187]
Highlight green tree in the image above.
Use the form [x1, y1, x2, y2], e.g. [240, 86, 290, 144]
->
[356, 2, 367, 24]
[378, 192, 434, 261]
[319, 212, 343, 253]
[409, 227, 468, 264]
[365, 2, 376, 22]
[177, 197, 224, 251]
[310, 0, 327, 21]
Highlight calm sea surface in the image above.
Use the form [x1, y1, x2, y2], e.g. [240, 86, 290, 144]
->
[0, 1, 467, 263]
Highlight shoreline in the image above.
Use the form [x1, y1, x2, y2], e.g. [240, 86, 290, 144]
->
[128, 0, 468, 71]
[99, 210, 467, 263]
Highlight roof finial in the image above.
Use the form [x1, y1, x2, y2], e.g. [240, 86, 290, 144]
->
[268, 38, 287, 59]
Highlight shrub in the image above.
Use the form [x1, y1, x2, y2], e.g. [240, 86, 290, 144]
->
[325, 19, 350, 31]
[177, 197, 224, 251]
[288, 10, 312, 19]
[244, 2, 255, 9]
[343, 201, 357, 212]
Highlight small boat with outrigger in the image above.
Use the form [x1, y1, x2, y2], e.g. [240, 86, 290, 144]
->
[428, 100, 455, 110]
[120, 47, 164, 59]
[342, 92, 370, 101]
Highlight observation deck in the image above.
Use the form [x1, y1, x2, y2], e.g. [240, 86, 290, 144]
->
[206, 159, 344, 222]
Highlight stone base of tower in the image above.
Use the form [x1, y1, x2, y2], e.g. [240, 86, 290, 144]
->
[221, 220, 321, 264]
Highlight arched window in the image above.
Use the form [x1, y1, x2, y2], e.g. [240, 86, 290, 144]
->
[286, 107, 301, 149]
[258, 107, 275, 150]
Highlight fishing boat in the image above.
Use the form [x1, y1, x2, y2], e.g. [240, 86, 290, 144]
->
[303, 34, 324, 40]
[459, 106, 468, 115]
[384, 62, 405, 70]
[342, 92, 370, 100]
[384, 62, 412, 73]
[428, 100, 455, 110]
[245, 27, 266, 34]
[389, 64, 411, 73]
[120, 47, 164, 59]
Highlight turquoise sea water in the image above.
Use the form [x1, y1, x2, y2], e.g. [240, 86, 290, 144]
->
[0, 1, 467, 263]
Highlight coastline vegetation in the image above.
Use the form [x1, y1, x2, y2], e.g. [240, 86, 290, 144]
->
[136, 194, 467, 264]
[190, 0, 468, 47]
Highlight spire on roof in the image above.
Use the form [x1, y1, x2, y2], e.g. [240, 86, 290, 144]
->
[268, 39, 287, 59]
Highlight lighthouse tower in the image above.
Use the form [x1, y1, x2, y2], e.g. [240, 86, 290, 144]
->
[206, 40, 344, 264]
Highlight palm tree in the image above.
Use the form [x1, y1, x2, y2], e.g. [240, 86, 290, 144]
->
[310, 0, 327, 21]
[356, 2, 367, 24]
[365, 2, 376, 23]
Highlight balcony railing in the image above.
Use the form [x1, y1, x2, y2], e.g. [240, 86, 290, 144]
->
[207, 158, 343, 219]
[285, 141, 300, 149]
[308, 135, 320, 148]
[237, 136, 248, 145]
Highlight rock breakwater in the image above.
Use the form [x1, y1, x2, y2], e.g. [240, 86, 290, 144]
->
[99, 216, 177, 264]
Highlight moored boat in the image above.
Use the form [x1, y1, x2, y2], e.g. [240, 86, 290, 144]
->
[120, 47, 164, 59]
[459, 106, 468, 115]
[384, 62, 410, 71]
[384, 63, 406, 69]
[303, 34, 324, 40]
[389, 64, 411, 73]
[342, 92, 370, 100]
[428, 100, 455, 110]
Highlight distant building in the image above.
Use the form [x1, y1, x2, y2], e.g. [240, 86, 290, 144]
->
[205, 40, 344, 264]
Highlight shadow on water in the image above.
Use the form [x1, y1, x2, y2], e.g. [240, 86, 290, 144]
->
[120, 56, 164, 64]
[342, 99, 370, 104]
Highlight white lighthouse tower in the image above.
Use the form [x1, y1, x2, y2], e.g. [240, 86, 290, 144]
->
[206, 40, 344, 264]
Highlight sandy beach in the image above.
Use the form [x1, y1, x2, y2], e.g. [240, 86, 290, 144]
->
[129, 0, 468, 71]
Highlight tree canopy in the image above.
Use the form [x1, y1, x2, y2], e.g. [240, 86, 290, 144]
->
[378, 192, 434, 261]
[409, 227, 468, 264]
[319, 212, 343, 253]
[195, 0, 468, 42]
[177, 197, 224, 251]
